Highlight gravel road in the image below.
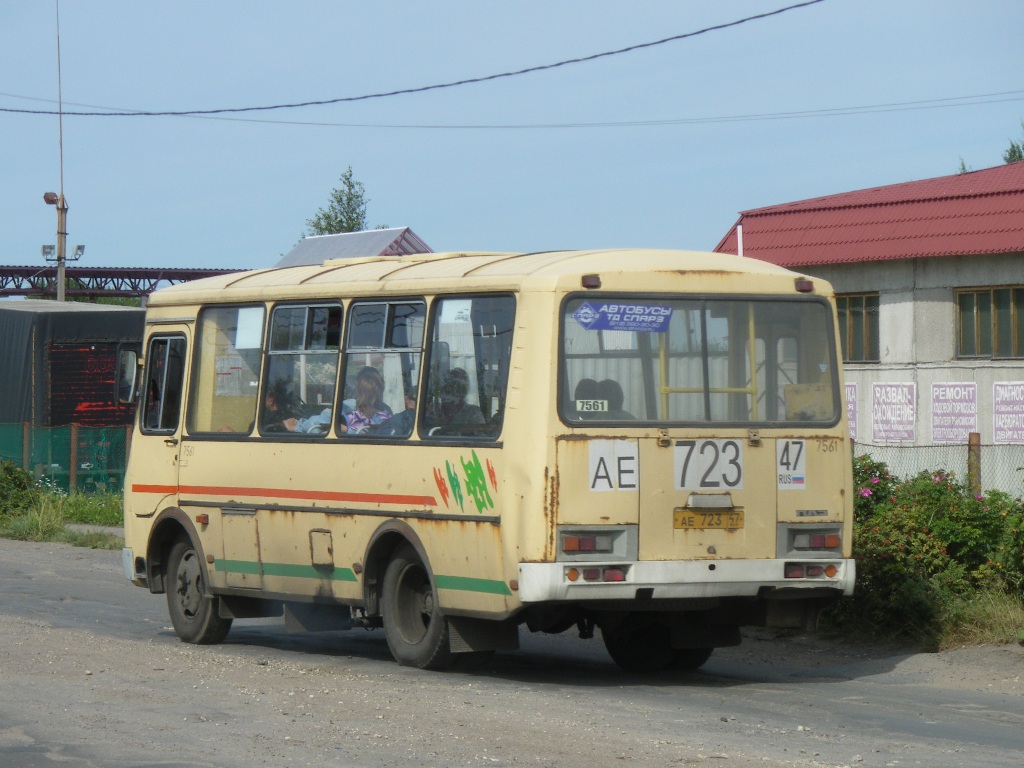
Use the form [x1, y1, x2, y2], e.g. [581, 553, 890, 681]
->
[1, 537, 1022, 768]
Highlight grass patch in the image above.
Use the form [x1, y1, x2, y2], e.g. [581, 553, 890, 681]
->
[59, 528, 125, 550]
[59, 491, 124, 527]
[1, 495, 66, 541]
[937, 589, 1024, 649]
[1, 488, 124, 549]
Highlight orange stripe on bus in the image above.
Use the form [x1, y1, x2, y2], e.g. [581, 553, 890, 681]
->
[178, 484, 437, 508]
[132, 484, 179, 494]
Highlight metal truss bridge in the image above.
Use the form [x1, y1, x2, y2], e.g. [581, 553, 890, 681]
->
[0, 265, 239, 300]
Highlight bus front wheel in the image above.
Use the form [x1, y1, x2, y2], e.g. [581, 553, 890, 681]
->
[165, 538, 232, 645]
[381, 544, 453, 670]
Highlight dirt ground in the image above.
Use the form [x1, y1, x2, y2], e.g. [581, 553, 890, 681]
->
[724, 625, 1024, 695]
[1, 537, 1022, 768]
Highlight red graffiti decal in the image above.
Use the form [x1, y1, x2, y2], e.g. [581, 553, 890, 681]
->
[433, 467, 450, 508]
[486, 458, 497, 491]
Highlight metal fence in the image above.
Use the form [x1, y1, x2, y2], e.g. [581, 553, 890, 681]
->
[2, 422, 1019, 499]
[0, 423, 131, 495]
[854, 438, 1024, 498]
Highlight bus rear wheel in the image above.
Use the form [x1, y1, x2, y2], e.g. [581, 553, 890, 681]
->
[602, 621, 715, 673]
[673, 647, 714, 670]
[165, 538, 232, 645]
[602, 621, 675, 673]
[381, 544, 453, 670]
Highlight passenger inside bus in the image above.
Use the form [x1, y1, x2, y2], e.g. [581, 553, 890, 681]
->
[430, 367, 485, 428]
[599, 378, 634, 419]
[282, 407, 332, 434]
[372, 385, 417, 437]
[340, 366, 392, 434]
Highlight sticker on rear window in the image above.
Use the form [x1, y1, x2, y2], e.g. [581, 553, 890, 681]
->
[572, 302, 672, 332]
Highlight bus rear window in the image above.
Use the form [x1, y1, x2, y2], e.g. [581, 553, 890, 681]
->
[561, 296, 838, 426]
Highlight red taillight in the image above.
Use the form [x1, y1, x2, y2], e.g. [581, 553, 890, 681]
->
[565, 566, 629, 583]
[793, 532, 842, 551]
[785, 562, 840, 579]
[561, 533, 613, 554]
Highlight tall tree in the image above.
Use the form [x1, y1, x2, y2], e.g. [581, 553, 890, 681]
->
[306, 166, 369, 235]
[1003, 121, 1024, 164]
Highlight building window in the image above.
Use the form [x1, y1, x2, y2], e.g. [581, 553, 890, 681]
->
[958, 288, 1024, 358]
[835, 294, 879, 362]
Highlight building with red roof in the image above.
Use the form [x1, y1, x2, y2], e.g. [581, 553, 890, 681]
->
[715, 163, 1024, 480]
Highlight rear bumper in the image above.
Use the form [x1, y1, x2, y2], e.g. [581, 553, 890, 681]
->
[518, 558, 855, 603]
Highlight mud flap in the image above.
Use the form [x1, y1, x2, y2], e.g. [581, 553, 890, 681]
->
[448, 616, 520, 653]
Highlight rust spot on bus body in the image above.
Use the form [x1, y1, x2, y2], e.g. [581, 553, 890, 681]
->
[658, 269, 740, 278]
[543, 465, 558, 563]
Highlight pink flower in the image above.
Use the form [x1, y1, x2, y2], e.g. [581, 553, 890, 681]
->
[870, 477, 880, 485]
[859, 488, 873, 498]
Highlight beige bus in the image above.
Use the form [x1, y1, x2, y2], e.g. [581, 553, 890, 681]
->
[121, 248, 854, 672]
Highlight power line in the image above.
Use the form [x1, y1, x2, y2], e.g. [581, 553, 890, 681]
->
[0, 0, 828, 119]
[3, 88, 1019, 131]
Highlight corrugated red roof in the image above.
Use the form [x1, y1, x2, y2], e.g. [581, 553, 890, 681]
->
[714, 163, 1024, 267]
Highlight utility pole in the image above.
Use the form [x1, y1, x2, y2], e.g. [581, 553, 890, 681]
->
[43, 191, 69, 301]
[44, 0, 69, 302]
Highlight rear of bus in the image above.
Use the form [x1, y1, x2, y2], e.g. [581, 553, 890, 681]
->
[517, 256, 854, 672]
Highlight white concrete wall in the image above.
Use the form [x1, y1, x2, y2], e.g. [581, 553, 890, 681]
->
[801, 253, 1024, 456]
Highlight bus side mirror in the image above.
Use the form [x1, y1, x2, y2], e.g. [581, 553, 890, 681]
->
[117, 349, 139, 404]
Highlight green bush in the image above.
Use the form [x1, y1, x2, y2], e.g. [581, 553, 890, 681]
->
[828, 457, 1024, 645]
[0, 460, 41, 516]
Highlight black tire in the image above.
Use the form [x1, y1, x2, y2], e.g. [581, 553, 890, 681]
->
[165, 538, 232, 645]
[381, 544, 452, 669]
[601, 622, 675, 674]
[673, 647, 714, 670]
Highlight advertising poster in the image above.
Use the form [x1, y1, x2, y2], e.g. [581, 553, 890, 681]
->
[930, 383, 977, 443]
[845, 383, 858, 441]
[872, 382, 915, 442]
[993, 382, 1024, 444]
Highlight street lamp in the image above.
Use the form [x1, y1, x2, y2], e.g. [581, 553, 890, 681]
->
[43, 191, 69, 301]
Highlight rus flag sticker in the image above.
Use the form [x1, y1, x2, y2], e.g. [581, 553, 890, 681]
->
[777, 439, 806, 491]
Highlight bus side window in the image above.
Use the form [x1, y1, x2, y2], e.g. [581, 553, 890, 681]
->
[424, 295, 515, 439]
[262, 304, 342, 436]
[339, 300, 426, 438]
[141, 336, 187, 433]
[188, 306, 265, 435]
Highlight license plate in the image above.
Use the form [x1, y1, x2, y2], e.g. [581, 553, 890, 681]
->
[673, 509, 745, 529]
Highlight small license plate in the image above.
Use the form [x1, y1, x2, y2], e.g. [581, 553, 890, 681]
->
[673, 509, 745, 529]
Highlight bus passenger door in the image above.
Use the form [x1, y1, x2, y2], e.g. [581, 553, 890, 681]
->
[126, 330, 190, 518]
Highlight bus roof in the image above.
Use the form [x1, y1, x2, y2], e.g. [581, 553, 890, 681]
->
[146, 249, 823, 307]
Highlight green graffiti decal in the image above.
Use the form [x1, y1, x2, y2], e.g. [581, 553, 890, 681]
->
[446, 459, 465, 512]
[461, 450, 494, 512]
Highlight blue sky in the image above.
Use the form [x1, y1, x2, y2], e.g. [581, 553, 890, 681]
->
[1, 1, 1021, 272]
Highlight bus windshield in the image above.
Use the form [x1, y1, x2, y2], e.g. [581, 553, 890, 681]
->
[561, 295, 839, 426]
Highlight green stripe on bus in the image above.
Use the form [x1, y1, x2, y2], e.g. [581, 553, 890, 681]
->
[434, 574, 513, 596]
[213, 560, 507, 595]
[214, 559, 358, 583]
